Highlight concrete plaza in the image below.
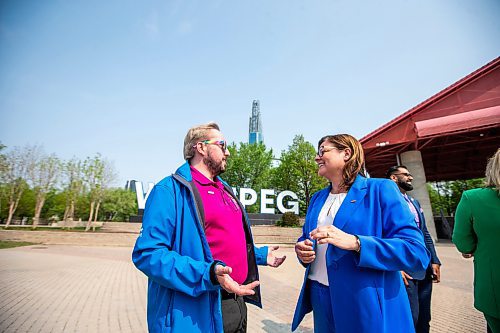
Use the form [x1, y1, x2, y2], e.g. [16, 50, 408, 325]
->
[0, 226, 487, 332]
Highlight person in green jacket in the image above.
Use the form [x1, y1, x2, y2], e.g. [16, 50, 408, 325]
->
[453, 148, 500, 333]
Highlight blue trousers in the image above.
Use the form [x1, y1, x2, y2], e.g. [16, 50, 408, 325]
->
[405, 274, 433, 333]
[309, 279, 335, 333]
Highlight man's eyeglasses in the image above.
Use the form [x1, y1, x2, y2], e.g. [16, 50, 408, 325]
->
[317, 146, 340, 157]
[195, 140, 228, 151]
[393, 172, 413, 178]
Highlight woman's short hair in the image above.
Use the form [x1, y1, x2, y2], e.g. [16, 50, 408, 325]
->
[318, 134, 366, 190]
[485, 148, 500, 193]
[183, 122, 220, 161]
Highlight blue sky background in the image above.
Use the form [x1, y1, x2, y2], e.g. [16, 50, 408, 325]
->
[1, 0, 499, 186]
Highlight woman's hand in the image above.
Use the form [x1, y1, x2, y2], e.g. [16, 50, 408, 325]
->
[295, 239, 316, 264]
[310, 225, 359, 251]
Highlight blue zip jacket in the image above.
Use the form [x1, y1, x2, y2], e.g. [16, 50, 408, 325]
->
[132, 162, 268, 333]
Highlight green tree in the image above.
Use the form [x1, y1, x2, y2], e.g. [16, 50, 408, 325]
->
[271, 135, 327, 216]
[75, 192, 90, 221]
[83, 154, 116, 230]
[29, 153, 61, 228]
[1, 145, 36, 226]
[62, 157, 85, 221]
[0, 143, 7, 220]
[101, 188, 138, 221]
[0, 142, 6, 177]
[428, 178, 485, 216]
[14, 187, 36, 221]
[427, 184, 446, 215]
[225, 142, 274, 188]
[42, 190, 67, 220]
[224, 142, 274, 213]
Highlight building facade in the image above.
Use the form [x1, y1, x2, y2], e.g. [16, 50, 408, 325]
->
[249, 100, 263, 144]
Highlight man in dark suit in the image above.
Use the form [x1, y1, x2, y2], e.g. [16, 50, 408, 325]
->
[386, 165, 441, 333]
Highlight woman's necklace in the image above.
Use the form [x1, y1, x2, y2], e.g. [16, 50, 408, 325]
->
[327, 192, 348, 216]
[327, 194, 339, 216]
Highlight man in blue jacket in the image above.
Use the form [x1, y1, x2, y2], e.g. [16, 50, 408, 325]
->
[387, 165, 442, 333]
[133, 122, 285, 333]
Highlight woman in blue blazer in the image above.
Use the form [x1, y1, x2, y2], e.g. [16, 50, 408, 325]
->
[292, 134, 430, 333]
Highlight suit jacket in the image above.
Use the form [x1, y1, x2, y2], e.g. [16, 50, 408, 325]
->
[452, 187, 500, 319]
[405, 195, 441, 280]
[292, 175, 430, 333]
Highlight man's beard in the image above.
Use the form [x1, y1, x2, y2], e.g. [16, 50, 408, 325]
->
[398, 179, 413, 191]
[203, 151, 225, 176]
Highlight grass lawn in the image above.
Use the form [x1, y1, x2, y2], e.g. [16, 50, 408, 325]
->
[0, 240, 37, 249]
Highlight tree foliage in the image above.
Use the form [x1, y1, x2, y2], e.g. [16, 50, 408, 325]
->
[270, 135, 327, 215]
[0, 145, 133, 228]
[224, 142, 274, 213]
[1, 145, 36, 226]
[83, 154, 117, 230]
[62, 157, 85, 221]
[0, 143, 6, 175]
[101, 188, 138, 221]
[428, 178, 485, 216]
[224, 142, 273, 189]
[28, 152, 61, 228]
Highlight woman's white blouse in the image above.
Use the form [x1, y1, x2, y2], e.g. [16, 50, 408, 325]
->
[308, 192, 347, 286]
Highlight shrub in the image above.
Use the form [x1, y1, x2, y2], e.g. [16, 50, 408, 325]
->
[277, 212, 300, 227]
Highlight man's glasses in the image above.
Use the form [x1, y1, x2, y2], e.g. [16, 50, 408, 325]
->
[393, 172, 413, 178]
[196, 140, 228, 151]
[317, 146, 340, 157]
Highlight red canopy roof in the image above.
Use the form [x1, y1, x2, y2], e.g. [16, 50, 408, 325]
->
[414, 105, 500, 138]
[360, 57, 500, 181]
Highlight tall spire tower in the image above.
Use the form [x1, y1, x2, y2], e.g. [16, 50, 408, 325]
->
[248, 100, 263, 144]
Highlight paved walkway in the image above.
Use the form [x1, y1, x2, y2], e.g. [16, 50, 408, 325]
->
[0, 231, 487, 332]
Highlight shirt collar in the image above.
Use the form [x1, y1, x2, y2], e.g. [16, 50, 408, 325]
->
[190, 166, 220, 187]
[402, 193, 413, 201]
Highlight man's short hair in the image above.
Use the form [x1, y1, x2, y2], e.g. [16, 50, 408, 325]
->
[183, 122, 220, 161]
[385, 165, 408, 179]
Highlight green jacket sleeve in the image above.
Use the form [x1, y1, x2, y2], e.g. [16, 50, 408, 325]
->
[452, 192, 478, 254]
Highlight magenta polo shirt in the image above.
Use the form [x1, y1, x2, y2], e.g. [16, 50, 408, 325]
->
[191, 167, 248, 284]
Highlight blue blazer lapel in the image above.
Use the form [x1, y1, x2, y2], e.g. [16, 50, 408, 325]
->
[308, 188, 331, 231]
[333, 175, 368, 231]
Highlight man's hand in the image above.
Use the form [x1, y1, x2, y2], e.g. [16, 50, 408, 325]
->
[432, 264, 441, 283]
[214, 265, 260, 296]
[401, 271, 413, 287]
[267, 245, 286, 267]
[295, 239, 315, 264]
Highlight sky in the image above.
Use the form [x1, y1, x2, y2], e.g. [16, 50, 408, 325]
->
[1, 0, 499, 187]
